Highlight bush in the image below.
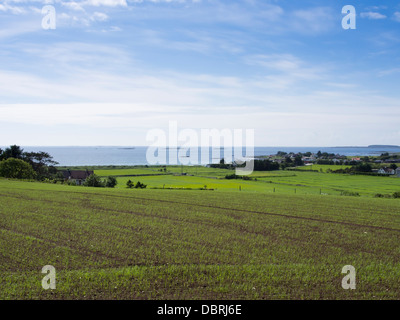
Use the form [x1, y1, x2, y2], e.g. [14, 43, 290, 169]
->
[225, 174, 238, 179]
[375, 192, 400, 199]
[105, 176, 118, 188]
[126, 179, 134, 188]
[0, 158, 36, 179]
[341, 190, 360, 197]
[83, 174, 105, 187]
[135, 181, 147, 189]
[67, 179, 78, 186]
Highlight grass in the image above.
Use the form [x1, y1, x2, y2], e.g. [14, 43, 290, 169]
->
[255, 170, 400, 197]
[88, 165, 400, 197]
[94, 166, 233, 178]
[293, 164, 352, 172]
[1, 178, 400, 299]
[95, 168, 168, 177]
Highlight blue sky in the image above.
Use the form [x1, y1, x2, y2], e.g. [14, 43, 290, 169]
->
[1, 0, 400, 146]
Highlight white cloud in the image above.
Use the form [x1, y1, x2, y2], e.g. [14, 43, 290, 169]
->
[130, 0, 198, 3]
[91, 11, 108, 21]
[85, 0, 127, 6]
[0, 3, 27, 14]
[1, 57, 400, 146]
[288, 7, 335, 34]
[360, 12, 387, 20]
[61, 1, 85, 11]
[243, 54, 324, 90]
[394, 12, 400, 22]
[365, 6, 387, 11]
[378, 68, 400, 77]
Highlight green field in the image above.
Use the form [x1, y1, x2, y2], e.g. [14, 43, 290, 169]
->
[1, 177, 400, 299]
[293, 164, 352, 172]
[95, 166, 234, 178]
[92, 166, 400, 197]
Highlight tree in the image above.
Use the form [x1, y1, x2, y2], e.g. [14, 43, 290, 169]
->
[83, 174, 105, 187]
[285, 157, 292, 163]
[23, 151, 58, 169]
[105, 176, 118, 188]
[390, 163, 398, 170]
[126, 179, 134, 188]
[253, 159, 280, 171]
[22, 151, 59, 180]
[135, 181, 147, 189]
[0, 146, 59, 181]
[0, 145, 24, 160]
[294, 155, 304, 166]
[0, 158, 36, 179]
[354, 163, 372, 173]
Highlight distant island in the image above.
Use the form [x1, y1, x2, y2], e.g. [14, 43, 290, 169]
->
[368, 145, 400, 148]
[335, 145, 400, 148]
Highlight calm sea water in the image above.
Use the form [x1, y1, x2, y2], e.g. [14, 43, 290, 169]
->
[10, 146, 400, 166]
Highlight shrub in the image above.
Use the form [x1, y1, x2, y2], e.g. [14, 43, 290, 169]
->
[135, 181, 147, 189]
[83, 174, 105, 187]
[341, 190, 360, 197]
[0, 158, 36, 179]
[67, 179, 78, 186]
[105, 176, 118, 188]
[393, 192, 400, 199]
[225, 174, 238, 179]
[126, 179, 134, 188]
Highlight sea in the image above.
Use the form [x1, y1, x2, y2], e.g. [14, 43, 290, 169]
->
[7, 145, 400, 167]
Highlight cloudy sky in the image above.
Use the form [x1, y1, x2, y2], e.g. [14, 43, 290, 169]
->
[1, 0, 400, 146]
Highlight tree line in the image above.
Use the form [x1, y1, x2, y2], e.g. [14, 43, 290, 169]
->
[0, 145, 58, 180]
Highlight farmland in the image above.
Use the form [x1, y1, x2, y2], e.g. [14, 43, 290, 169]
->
[93, 165, 400, 197]
[1, 177, 400, 299]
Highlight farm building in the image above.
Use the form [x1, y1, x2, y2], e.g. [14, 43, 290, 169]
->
[62, 169, 94, 185]
[378, 167, 395, 175]
[396, 168, 400, 177]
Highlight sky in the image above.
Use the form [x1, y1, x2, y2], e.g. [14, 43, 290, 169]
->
[0, 0, 400, 146]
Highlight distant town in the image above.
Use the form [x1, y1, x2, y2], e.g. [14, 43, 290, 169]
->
[209, 150, 400, 177]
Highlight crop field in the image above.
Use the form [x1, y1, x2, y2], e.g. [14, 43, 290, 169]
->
[1, 178, 400, 299]
[92, 166, 400, 197]
[95, 168, 168, 177]
[95, 166, 234, 178]
[293, 164, 352, 172]
[255, 171, 400, 197]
